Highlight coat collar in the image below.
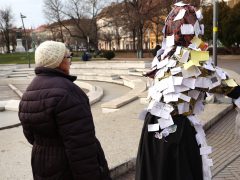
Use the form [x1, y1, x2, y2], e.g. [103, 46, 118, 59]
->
[35, 67, 77, 82]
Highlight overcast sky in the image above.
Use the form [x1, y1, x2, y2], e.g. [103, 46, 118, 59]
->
[1, 0, 45, 29]
[0, 0, 117, 29]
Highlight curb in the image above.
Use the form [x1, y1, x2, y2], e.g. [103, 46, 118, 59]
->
[109, 105, 235, 179]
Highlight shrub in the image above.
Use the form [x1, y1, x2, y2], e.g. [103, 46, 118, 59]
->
[103, 50, 115, 60]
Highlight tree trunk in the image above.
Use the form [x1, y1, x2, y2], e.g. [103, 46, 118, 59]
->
[132, 29, 136, 51]
[4, 30, 10, 53]
[59, 24, 64, 42]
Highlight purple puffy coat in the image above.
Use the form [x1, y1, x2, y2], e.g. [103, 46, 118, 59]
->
[19, 67, 111, 180]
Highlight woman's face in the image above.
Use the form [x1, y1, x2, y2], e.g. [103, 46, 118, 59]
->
[58, 52, 72, 75]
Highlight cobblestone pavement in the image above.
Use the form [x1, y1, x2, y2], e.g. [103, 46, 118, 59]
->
[211, 109, 240, 179]
[115, 109, 240, 180]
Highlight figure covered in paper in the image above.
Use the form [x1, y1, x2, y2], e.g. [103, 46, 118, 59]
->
[136, 2, 240, 180]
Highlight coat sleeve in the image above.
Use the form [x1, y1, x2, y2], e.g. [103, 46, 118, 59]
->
[55, 94, 103, 180]
[18, 103, 34, 145]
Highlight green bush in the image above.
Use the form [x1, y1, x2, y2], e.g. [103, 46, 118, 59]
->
[103, 50, 115, 60]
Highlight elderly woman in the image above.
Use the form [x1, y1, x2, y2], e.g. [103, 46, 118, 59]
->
[18, 41, 111, 180]
[136, 2, 240, 180]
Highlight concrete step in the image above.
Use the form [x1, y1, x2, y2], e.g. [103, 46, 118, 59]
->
[128, 72, 143, 76]
[101, 78, 147, 109]
[72, 61, 151, 69]
[9, 72, 30, 75]
[71, 68, 136, 75]
[77, 75, 124, 85]
[74, 81, 104, 105]
[7, 74, 28, 78]
[13, 68, 34, 72]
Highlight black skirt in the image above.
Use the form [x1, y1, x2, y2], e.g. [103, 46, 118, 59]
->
[135, 113, 203, 180]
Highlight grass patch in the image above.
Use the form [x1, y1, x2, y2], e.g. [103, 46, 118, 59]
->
[0, 52, 35, 64]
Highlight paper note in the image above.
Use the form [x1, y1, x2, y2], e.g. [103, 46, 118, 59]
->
[166, 34, 175, 47]
[191, 36, 202, 48]
[194, 20, 201, 37]
[163, 93, 179, 103]
[147, 100, 155, 110]
[151, 56, 159, 68]
[195, 77, 210, 88]
[150, 101, 174, 119]
[196, 10, 203, 20]
[179, 93, 191, 102]
[203, 61, 215, 71]
[154, 77, 169, 92]
[200, 24, 204, 35]
[188, 115, 202, 126]
[175, 1, 188, 6]
[161, 38, 166, 50]
[234, 97, 240, 108]
[181, 24, 194, 35]
[162, 76, 175, 95]
[225, 79, 238, 87]
[188, 90, 200, 100]
[191, 50, 209, 61]
[183, 60, 195, 70]
[174, 85, 190, 93]
[162, 25, 166, 34]
[170, 67, 182, 75]
[158, 116, 174, 129]
[182, 66, 201, 78]
[167, 59, 177, 67]
[148, 123, 160, 132]
[182, 78, 196, 89]
[161, 47, 173, 60]
[175, 46, 182, 55]
[156, 48, 165, 58]
[174, 9, 186, 21]
[180, 49, 190, 63]
[138, 109, 148, 120]
[155, 68, 165, 79]
[195, 132, 206, 145]
[178, 102, 190, 114]
[148, 86, 163, 101]
[206, 158, 213, 167]
[215, 67, 226, 80]
[157, 58, 169, 69]
[188, 43, 199, 51]
[193, 100, 204, 114]
[209, 75, 221, 89]
[200, 146, 212, 155]
[173, 76, 183, 85]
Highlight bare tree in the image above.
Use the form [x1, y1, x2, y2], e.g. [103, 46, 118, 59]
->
[123, 0, 162, 56]
[0, 7, 14, 53]
[43, 0, 65, 42]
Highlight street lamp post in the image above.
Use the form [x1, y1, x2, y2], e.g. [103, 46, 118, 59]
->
[20, 13, 31, 68]
[213, 0, 218, 66]
[87, 36, 89, 52]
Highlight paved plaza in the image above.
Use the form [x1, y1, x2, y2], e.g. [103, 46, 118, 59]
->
[0, 57, 240, 179]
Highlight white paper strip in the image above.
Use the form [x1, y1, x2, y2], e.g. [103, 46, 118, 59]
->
[138, 109, 148, 120]
[200, 146, 212, 155]
[181, 24, 194, 35]
[148, 123, 160, 132]
[174, 9, 186, 21]
[171, 67, 182, 75]
[166, 34, 175, 47]
[158, 116, 174, 129]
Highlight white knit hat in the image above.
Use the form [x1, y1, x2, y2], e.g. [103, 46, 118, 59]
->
[35, 41, 66, 68]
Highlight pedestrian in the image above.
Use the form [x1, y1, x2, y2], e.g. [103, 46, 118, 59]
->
[136, 2, 240, 180]
[18, 41, 111, 180]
